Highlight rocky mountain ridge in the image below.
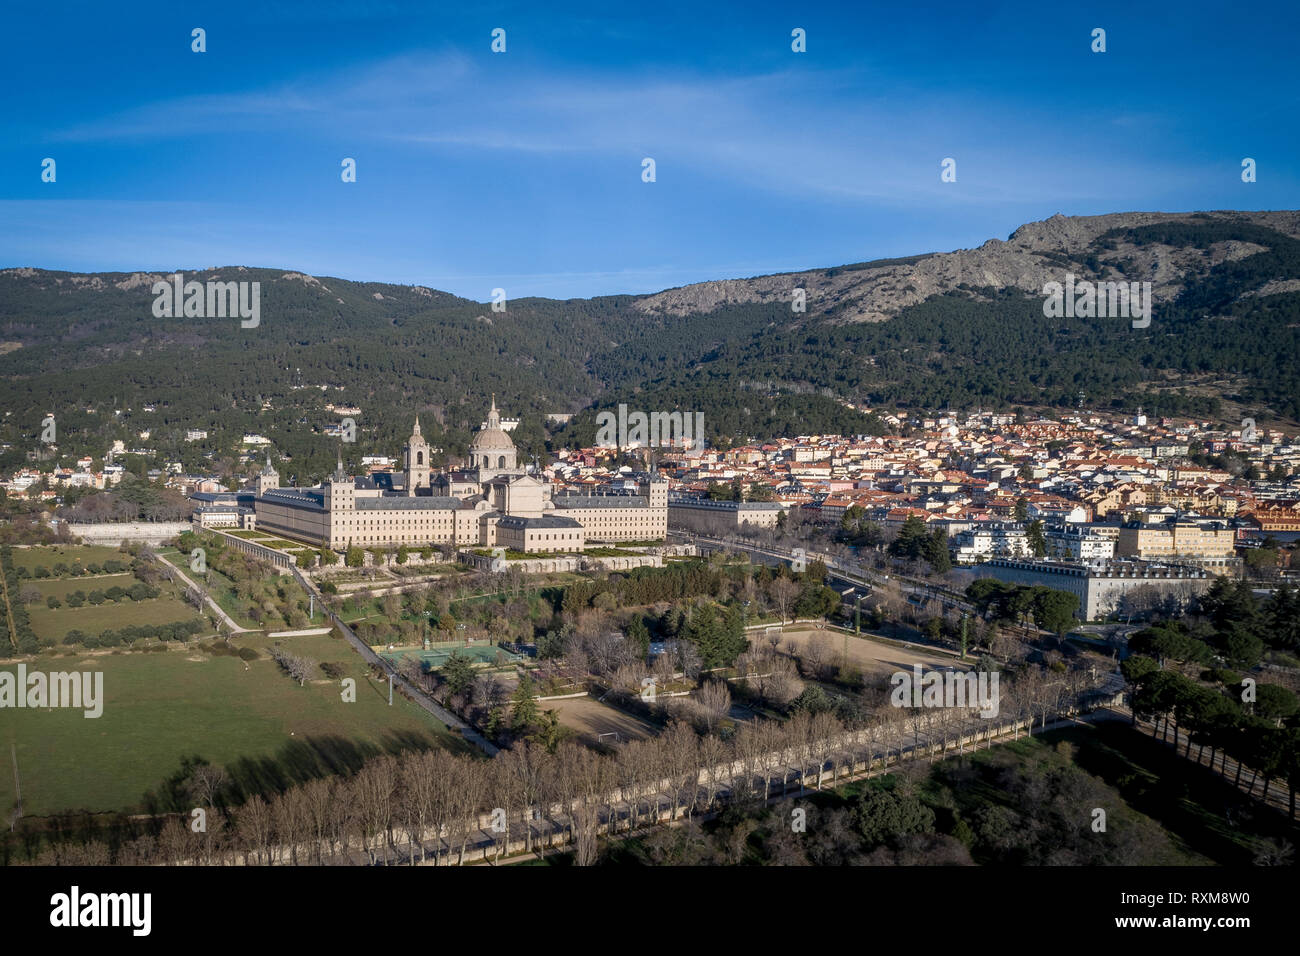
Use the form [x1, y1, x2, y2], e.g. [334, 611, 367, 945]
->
[631, 210, 1300, 322]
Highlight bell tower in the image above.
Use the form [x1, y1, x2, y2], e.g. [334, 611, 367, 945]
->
[404, 416, 431, 494]
[256, 451, 280, 496]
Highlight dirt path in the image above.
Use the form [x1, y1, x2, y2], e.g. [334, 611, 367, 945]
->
[154, 552, 251, 634]
[0, 552, 20, 650]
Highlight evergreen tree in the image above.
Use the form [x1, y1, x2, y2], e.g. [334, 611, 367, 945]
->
[1026, 520, 1047, 557]
[510, 674, 540, 731]
[890, 516, 930, 561]
[925, 529, 952, 573]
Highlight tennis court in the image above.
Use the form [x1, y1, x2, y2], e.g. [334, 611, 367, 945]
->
[380, 641, 524, 670]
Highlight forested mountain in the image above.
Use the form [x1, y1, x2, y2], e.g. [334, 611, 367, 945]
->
[2, 210, 1297, 483]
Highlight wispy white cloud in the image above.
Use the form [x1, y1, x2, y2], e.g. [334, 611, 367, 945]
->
[45, 51, 1190, 209]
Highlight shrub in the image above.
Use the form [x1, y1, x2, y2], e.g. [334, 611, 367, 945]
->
[237, 646, 260, 661]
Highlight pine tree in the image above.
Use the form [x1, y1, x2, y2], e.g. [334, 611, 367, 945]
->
[1026, 520, 1047, 557]
[510, 674, 540, 732]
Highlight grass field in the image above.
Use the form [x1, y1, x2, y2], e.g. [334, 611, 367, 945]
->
[9, 545, 124, 572]
[0, 632, 472, 816]
[27, 584, 199, 643]
[30, 573, 135, 600]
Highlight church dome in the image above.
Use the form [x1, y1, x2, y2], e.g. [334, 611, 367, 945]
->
[470, 395, 516, 452]
[470, 428, 515, 451]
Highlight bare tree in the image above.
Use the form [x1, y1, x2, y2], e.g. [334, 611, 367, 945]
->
[507, 743, 547, 856]
[770, 577, 800, 624]
[186, 764, 228, 811]
[156, 816, 194, 866]
[269, 647, 317, 686]
[803, 633, 835, 680]
[234, 794, 275, 865]
[695, 680, 732, 734]
[353, 755, 398, 864]
[301, 776, 340, 864]
[766, 655, 800, 709]
[271, 787, 309, 865]
[399, 750, 439, 864]
[449, 757, 488, 866]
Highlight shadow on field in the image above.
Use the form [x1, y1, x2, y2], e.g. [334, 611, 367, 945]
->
[143, 729, 436, 813]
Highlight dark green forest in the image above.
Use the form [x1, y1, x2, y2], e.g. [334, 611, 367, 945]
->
[2, 218, 1297, 481]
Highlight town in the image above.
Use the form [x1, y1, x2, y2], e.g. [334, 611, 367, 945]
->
[7, 403, 1295, 606]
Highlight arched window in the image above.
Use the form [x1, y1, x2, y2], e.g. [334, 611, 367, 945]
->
[417, 451, 424, 465]
[498, 455, 505, 468]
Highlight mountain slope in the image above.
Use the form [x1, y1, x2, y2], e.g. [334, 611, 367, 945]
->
[1, 209, 1298, 480]
[633, 210, 1300, 323]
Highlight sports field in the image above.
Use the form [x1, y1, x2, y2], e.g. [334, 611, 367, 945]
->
[380, 641, 524, 669]
[758, 626, 968, 678]
[544, 695, 657, 743]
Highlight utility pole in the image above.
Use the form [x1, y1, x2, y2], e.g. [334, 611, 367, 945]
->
[10, 744, 20, 830]
[855, 593, 861, 634]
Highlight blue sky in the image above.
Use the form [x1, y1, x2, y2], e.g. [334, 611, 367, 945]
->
[2, 0, 1297, 300]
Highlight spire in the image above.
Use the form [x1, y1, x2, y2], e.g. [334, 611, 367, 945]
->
[487, 394, 501, 429]
[412, 415, 422, 437]
[261, 450, 276, 477]
[334, 448, 345, 483]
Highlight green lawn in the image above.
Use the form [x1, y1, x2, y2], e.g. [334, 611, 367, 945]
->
[31, 573, 135, 600]
[1, 636, 472, 816]
[27, 587, 200, 643]
[10, 545, 124, 572]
